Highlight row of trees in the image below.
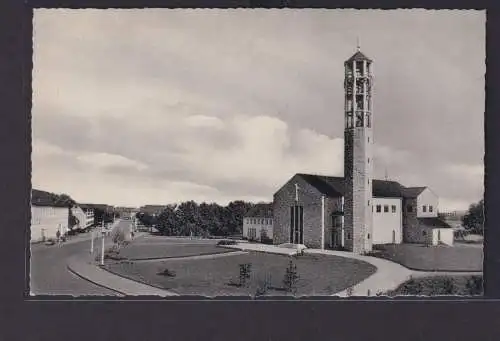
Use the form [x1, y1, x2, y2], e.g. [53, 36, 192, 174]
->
[136, 200, 264, 237]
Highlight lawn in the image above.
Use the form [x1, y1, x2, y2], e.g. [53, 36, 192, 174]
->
[104, 251, 377, 297]
[386, 275, 483, 296]
[369, 244, 483, 272]
[118, 242, 234, 260]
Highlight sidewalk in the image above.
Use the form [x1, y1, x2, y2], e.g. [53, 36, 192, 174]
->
[67, 254, 178, 297]
[304, 249, 413, 297]
[66, 220, 178, 296]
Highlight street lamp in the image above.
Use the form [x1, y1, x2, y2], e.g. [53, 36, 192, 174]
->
[100, 220, 105, 266]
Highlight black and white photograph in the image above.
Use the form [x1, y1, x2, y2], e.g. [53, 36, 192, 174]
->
[30, 9, 485, 297]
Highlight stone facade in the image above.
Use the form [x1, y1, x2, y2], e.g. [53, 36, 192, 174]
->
[273, 175, 343, 248]
[402, 198, 419, 243]
[343, 55, 374, 254]
[344, 128, 373, 254]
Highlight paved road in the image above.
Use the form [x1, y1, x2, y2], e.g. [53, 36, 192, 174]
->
[29, 220, 132, 296]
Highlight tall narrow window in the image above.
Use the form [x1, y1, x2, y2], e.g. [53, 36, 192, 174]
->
[376, 205, 381, 213]
[384, 205, 389, 213]
[423, 205, 427, 213]
[407, 205, 413, 213]
[290, 205, 304, 244]
[391, 205, 397, 213]
[429, 206, 433, 213]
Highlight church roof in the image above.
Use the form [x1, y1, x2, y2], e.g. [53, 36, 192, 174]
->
[345, 51, 372, 63]
[295, 173, 421, 199]
[402, 187, 427, 198]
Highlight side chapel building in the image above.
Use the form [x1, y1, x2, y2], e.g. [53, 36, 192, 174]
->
[272, 49, 453, 254]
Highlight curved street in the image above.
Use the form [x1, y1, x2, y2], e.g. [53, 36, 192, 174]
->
[29, 220, 132, 296]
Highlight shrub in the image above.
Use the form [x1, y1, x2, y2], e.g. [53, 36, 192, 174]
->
[465, 276, 483, 295]
[157, 268, 177, 277]
[389, 275, 483, 296]
[255, 273, 272, 297]
[261, 237, 273, 245]
[438, 277, 455, 295]
[239, 263, 252, 287]
[346, 286, 353, 297]
[217, 240, 237, 246]
[283, 259, 299, 294]
[45, 238, 55, 246]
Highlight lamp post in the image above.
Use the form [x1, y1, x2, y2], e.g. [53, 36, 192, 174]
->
[90, 229, 94, 254]
[321, 195, 325, 250]
[100, 220, 105, 266]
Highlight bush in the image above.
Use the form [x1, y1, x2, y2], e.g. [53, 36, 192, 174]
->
[44, 238, 56, 246]
[255, 273, 272, 297]
[465, 276, 483, 295]
[283, 259, 299, 294]
[157, 268, 176, 277]
[217, 240, 237, 246]
[261, 237, 273, 245]
[239, 263, 252, 287]
[388, 275, 483, 296]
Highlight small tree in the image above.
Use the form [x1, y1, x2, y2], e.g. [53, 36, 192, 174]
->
[239, 263, 252, 287]
[283, 259, 299, 294]
[112, 228, 127, 250]
[462, 199, 484, 235]
[255, 273, 272, 297]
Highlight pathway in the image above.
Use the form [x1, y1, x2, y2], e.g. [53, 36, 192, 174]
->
[223, 243, 413, 296]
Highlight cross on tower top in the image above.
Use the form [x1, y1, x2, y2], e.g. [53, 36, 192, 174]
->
[356, 37, 360, 52]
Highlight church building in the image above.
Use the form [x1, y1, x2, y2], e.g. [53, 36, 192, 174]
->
[272, 49, 453, 254]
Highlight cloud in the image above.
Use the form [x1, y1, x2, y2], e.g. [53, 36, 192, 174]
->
[76, 152, 149, 172]
[31, 9, 485, 209]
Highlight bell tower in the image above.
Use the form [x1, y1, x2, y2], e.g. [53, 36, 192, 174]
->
[343, 46, 374, 254]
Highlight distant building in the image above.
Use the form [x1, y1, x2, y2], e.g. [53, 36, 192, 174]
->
[73, 204, 95, 230]
[31, 189, 70, 242]
[243, 203, 273, 242]
[139, 205, 167, 215]
[78, 203, 114, 225]
[114, 206, 138, 218]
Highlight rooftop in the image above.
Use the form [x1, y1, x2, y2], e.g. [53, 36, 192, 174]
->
[345, 50, 372, 63]
[294, 173, 426, 199]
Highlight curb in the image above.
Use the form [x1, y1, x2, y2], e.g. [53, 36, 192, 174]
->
[127, 250, 244, 262]
[66, 263, 126, 296]
[67, 255, 178, 296]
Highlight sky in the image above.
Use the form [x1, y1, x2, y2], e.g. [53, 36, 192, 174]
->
[32, 9, 485, 211]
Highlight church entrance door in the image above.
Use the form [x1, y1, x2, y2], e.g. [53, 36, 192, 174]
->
[290, 205, 304, 244]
